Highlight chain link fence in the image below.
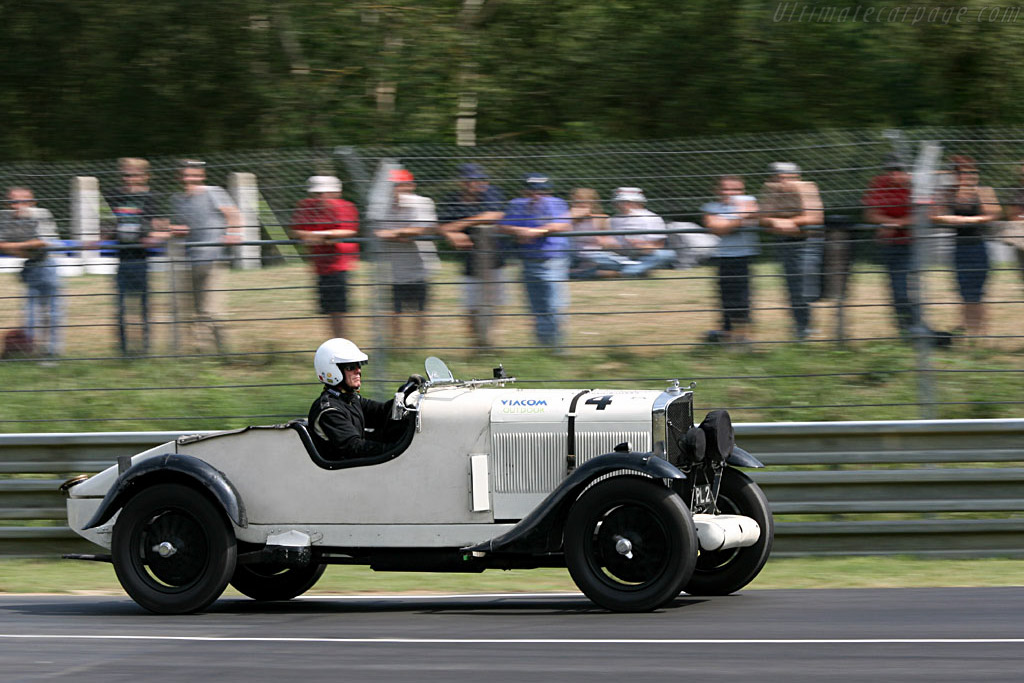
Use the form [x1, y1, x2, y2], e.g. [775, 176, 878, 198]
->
[1, 127, 1023, 429]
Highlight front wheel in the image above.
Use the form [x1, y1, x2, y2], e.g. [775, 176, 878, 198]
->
[230, 562, 327, 602]
[564, 477, 697, 612]
[683, 467, 773, 596]
[111, 483, 237, 614]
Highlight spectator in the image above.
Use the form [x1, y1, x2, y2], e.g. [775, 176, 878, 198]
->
[574, 188, 673, 277]
[862, 154, 918, 337]
[1000, 162, 1024, 285]
[702, 175, 759, 343]
[0, 187, 62, 358]
[567, 187, 611, 278]
[500, 174, 572, 348]
[103, 158, 168, 355]
[758, 162, 824, 340]
[291, 175, 359, 339]
[607, 187, 675, 276]
[168, 160, 243, 354]
[437, 163, 506, 347]
[931, 155, 1001, 340]
[375, 169, 438, 343]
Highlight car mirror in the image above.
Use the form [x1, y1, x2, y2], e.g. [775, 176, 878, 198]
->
[424, 356, 455, 385]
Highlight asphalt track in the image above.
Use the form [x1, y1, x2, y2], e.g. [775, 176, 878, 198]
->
[2, 588, 1023, 682]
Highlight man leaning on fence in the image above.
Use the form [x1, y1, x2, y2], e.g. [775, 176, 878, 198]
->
[758, 162, 824, 341]
[0, 187, 62, 359]
[375, 169, 438, 344]
[291, 175, 359, 339]
[500, 174, 572, 348]
[168, 159, 242, 354]
[437, 163, 506, 348]
[103, 158, 169, 356]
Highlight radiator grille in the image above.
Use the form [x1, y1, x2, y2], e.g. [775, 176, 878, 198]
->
[665, 396, 694, 464]
[491, 430, 650, 494]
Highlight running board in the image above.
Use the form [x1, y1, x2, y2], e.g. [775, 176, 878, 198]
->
[62, 553, 112, 563]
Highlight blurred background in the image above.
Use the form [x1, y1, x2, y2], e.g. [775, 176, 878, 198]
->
[2, 0, 1024, 432]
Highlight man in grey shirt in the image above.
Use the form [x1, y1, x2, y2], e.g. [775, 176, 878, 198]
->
[168, 160, 242, 353]
[375, 169, 438, 343]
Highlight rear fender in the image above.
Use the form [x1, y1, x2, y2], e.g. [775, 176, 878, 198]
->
[82, 453, 246, 530]
[468, 452, 684, 555]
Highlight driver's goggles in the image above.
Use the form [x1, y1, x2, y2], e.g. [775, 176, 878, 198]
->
[338, 362, 364, 372]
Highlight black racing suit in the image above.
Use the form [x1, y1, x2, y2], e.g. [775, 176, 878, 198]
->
[308, 386, 404, 460]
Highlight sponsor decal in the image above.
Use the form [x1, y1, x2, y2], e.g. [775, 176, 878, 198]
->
[500, 398, 548, 414]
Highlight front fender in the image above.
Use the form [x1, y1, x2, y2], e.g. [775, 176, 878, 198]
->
[727, 445, 764, 468]
[82, 453, 247, 530]
[469, 451, 684, 555]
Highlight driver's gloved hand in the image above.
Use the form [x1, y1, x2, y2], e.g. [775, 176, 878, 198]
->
[397, 374, 426, 399]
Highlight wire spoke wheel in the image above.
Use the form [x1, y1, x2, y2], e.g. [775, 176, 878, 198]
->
[565, 477, 696, 612]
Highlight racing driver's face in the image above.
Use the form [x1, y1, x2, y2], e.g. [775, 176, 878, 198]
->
[342, 365, 362, 391]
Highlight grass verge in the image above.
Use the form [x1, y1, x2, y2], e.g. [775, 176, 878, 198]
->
[3, 556, 1023, 595]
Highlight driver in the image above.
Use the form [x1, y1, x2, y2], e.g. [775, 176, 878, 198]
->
[308, 338, 423, 460]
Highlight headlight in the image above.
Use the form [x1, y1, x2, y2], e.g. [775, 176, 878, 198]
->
[698, 409, 735, 463]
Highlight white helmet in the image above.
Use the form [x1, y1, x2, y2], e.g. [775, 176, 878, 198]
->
[314, 338, 369, 386]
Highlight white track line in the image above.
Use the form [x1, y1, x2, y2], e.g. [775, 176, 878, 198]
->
[1, 635, 1023, 645]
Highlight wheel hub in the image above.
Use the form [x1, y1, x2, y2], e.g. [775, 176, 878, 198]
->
[153, 541, 177, 558]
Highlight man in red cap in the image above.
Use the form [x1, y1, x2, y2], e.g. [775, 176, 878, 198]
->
[376, 169, 438, 342]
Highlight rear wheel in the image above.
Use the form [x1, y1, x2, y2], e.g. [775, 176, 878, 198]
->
[230, 563, 327, 602]
[112, 483, 237, 614]
[683, 467, 773, 596]
[564, 477, 697, 612]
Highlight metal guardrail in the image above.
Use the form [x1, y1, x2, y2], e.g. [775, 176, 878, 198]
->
[2, 420, 1024, 558]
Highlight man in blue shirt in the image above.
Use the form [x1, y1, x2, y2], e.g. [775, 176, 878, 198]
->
[500, 174, 571, 348]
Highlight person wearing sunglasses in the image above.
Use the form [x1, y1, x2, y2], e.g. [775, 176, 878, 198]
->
[308, 338, 423, 461]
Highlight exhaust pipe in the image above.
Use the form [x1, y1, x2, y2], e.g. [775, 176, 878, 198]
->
[693, 514, 760, 552]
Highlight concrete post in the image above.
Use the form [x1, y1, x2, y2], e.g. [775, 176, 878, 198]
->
[228, 172, 260, 270]
[71, 176, 115, 275]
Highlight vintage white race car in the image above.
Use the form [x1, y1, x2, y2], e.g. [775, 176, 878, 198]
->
[62, 358, 773, 614]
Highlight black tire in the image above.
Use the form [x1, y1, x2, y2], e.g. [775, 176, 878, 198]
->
[564, 477, 697, 612]
[111, 483, 237, 614]
[683, 467, 773, 596]
[230, 562, 327, 602]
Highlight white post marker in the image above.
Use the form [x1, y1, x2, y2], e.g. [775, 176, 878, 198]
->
[228, 172, 260, 270]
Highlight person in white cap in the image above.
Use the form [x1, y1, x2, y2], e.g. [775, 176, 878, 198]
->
[575, 187, 674, 277]
[291, 175, 360, 338]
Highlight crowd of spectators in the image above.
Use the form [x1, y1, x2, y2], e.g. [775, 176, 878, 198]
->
[3, 153, 1024, 359]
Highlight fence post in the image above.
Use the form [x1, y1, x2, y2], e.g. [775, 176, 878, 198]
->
[228, 172, 260, 270]
[911, 141, 942, 419]
[70, 176, 114, 275]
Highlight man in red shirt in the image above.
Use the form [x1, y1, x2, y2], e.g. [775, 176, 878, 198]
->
[291, 176, 359, 338]
[863, 156, 916, 337]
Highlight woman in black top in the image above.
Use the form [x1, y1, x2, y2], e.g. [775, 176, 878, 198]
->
[931, 155, 1001, 341]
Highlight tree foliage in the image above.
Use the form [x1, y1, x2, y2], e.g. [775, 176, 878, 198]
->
[3, 0, 1024, 160]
